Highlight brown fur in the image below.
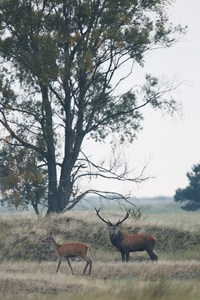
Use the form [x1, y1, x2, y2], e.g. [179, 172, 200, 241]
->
[42, 235, 92, 275]
[95, 208, 158, 262]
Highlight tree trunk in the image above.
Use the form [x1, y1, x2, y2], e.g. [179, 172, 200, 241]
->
[32, 202, 40, 215]
[46, 159, 58, 214]
[40, 84, 59, 214]
[57, 180, 72, 212]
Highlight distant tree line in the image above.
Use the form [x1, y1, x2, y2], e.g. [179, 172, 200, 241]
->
[174, 163, 200, 211]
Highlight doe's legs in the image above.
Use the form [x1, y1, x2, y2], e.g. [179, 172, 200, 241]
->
[66, 257, 74, 275]
[55, 258, 62, 273]
[83, 257, 92, 275]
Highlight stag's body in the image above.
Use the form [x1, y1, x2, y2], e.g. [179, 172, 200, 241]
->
[42, 235, 92, 275]
[109, 226, 157, 262]
[95, 208, 158, 262]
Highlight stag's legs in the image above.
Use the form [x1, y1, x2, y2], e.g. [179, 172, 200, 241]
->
[65, 257, 74, 275]
[121, 251, 130, 262]
[56, 258, 62, 273]
[146, 249, 158, 261]
[121, 251, 126, 262]
[125, 252, 130, 262]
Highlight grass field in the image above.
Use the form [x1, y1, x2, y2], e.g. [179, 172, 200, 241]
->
[1, 260, 200, 300]
[0, 203, 200, 299]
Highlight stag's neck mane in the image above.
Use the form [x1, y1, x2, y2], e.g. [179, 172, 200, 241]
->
[110, 230, 124, 248]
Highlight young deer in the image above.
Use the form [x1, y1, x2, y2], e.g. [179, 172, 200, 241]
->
[42, 234, 92, 275]
[95, 208, 158, 262]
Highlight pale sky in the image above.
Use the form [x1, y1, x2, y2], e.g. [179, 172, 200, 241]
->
[84, 0, 200, 198]
[134, 0, 200, 197]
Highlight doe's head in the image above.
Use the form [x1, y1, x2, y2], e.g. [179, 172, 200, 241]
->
[42, 233, 53, 244]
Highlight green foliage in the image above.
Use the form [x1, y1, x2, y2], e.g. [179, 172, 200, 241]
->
[0, 0, 186, 213]
[174, 163, 200, 211]
[0, 143, 48, 214]
[129, 205, 145, 221]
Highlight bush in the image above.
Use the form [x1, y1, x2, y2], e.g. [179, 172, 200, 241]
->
[0, 213, 200, 261]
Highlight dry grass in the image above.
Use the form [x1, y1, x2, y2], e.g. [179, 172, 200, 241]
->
[0, 260, 200, 300]
[1, 211, 200, 262]
[0, 212, 200, 299]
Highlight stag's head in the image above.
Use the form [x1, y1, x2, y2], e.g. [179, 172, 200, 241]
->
[95, 208, 130, 241]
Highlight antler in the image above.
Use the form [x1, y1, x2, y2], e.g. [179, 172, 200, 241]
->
[115, 209, 131, 226]
[95, 208, 112, 225]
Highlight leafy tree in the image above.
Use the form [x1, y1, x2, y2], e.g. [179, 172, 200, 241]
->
[0, 0, 186, 213]
[174, 163, 200, 211]
[0, 143, 48, 214]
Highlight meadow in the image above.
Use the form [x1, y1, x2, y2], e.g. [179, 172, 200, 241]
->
[0, 201, 200, 300]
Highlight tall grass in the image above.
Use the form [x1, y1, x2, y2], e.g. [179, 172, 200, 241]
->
[1, 261, 200, 300]
[0, 211, 200, 261]
[0, 211, 200, 299]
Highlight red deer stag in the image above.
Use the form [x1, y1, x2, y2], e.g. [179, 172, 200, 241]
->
[42, 233, 92, 275]
[95, 208, 158, 262]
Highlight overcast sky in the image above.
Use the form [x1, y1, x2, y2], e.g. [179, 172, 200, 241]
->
[85, 0, 200, 198]
[129, 0, 200, 198]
